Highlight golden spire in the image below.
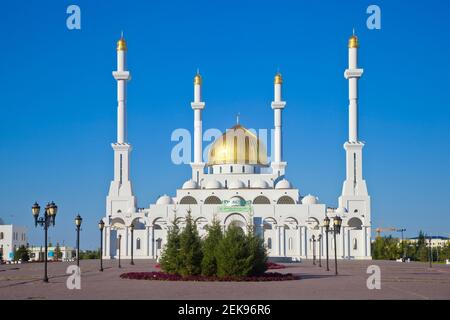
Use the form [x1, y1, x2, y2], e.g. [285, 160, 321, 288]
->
[348, 29, 359, 48]
[117, 32, 127, 51]
[194, 69, 202, 85]
[274, 72, 283, 84]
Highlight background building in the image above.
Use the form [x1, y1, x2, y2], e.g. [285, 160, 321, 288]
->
[0, 218, 27, 262]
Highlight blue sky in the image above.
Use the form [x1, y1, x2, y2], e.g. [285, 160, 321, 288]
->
[1, 0, 449, 249]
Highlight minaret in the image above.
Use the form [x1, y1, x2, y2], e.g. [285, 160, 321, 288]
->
[341, 32, 368, 197]
[191, 71, 206, 183]
[339, 32, 371, 260]
[107, 34, 136, 216]
[271, 72, 287, 177]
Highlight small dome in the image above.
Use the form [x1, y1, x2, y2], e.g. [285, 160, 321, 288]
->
[275, 179, 292, 189]
[205, 180, 223, 190]
[335, 207, 348, 215]
[228, 180, 246, 189]
[274, 72, 283, 84]
[117, 37, 127, 51]
[251, 180, 269, 189]
[348, 35, 359, 48]
[302, 194, 318, 205]
[156, 195, 173, 205]
[194, 72, 202, 85]
[182, 179, 198, 190]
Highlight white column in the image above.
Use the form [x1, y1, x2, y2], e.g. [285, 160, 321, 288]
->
[125, 227, 129, 257]
[345, 34, 363, 143]
[303, 227, 308, 258]
[104, 227, 110, 258]
[297, 226, 301, 257]
[281, 226, 286, 257]
[275, 224, 280, 256]
[146, 226, 150, 257]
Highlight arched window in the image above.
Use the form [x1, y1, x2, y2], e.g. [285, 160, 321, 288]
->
[348, 217, 363, 230]
[204, 195, 222, 204]
[277, 196, 295, 204]
[253, 196, 271, 204]
[0, 232, 3, 240]
[179, 196, 197, 205]
[267, 237, 272, 249]
[136, 238, 141, 250]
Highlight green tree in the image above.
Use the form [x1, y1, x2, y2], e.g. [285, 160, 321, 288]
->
[159, 219, 181, 274]
[178, 211, 203, 276]
[216, 224, 253, 277]
[201, 217, 223, 276]
[246, 223, 268, 276]
[14, 245, 30, 262]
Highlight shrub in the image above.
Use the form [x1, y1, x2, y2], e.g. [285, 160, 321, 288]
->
[14, 245, 30, 262]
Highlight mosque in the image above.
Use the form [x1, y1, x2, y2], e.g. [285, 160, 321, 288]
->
[101, 33, 372, 261]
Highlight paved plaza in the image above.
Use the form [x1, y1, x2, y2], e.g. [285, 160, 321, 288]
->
[0, 259, 449, 300]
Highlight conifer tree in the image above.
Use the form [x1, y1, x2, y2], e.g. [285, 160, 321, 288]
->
[159, 219, 181, 274]
[246, 223, 268, 276]
[178, 210, 203, 276]
[201, 216, 223, 276]
[216, 223, 253, 277]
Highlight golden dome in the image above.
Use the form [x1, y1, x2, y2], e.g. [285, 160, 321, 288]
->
[207, 124, 268, 166]
[348, 35, 359, 49]
[274, 73, 283, 84]
[117, 38, 127, 51]
[194, 73, 202, 85]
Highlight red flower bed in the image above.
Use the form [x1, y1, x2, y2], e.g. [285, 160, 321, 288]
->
[266, 261, 286, 270]
[120, 271, 300, 282]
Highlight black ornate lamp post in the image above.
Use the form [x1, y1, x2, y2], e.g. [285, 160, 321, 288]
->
[311, 235, 316, 265]
[118, 234, 122, 268]
[98, 220, 104, 272]
[130, 223, 135, 265]
[318, 234, 322, 267]
[333, 216, 342, 275]
[31, 201, 58, 283]
[75, 214, 82, 267]
[324, 216, 330, 271]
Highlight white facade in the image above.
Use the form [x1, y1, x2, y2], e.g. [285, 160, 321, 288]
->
[0, 222, 27, 262]
[102, 34, 372, 261]
[28, 246, 75, 262]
